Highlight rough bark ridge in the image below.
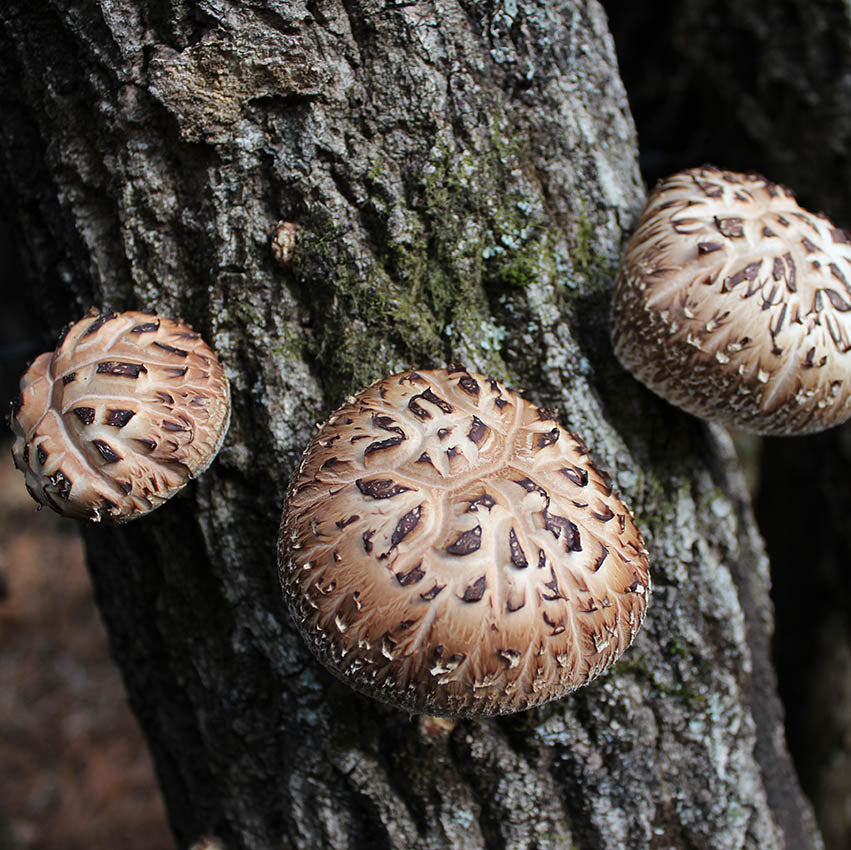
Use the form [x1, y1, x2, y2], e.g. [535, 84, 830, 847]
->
[0, 1, 821, 848]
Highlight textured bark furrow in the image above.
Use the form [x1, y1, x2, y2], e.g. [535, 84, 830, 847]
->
[0, 0, 823, 847]
[451, 722, 575, 850]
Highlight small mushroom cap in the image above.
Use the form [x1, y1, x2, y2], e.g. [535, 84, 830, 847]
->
[280, 368, 650, 716]
[612, 166, 851, 435]
[271, 221, 299, 266]
[10, 309, 230, 522]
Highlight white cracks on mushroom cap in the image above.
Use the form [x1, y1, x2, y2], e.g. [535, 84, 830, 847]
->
[279, 367, 650, 717]
[611, 165, 851, 435]
[10, 308, 230, 522]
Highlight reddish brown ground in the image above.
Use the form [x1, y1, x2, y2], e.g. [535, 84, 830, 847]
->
[0, 440, 174, 850]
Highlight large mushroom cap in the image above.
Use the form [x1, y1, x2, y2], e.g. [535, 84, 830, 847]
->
[612, 166, 851, 435]
[10, 309, 230, 522]
[280, 367, 650, 716]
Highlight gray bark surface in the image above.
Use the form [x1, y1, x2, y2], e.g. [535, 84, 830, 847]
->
[0, 1, 822, 848]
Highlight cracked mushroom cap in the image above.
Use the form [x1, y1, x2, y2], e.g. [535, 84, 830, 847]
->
[10, 309, 230, 522]
[612, 165, 851, 435]
[279, 367, 650, 716]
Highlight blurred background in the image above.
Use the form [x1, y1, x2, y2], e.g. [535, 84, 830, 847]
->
[0, 431, 174, 850]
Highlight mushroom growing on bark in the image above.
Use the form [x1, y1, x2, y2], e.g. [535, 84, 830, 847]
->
[271, 221, 299, 266]
[612, 165, 851, 434]
[10, 309, 230, 522]
[280, 367, 650, 716]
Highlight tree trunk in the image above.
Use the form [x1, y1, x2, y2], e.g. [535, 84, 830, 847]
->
[0, 1, 822, 848]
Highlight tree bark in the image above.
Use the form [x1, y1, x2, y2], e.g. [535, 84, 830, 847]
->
[0, 1, 822, 848]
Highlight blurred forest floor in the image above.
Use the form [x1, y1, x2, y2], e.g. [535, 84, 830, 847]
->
[0, 439, 174, 850]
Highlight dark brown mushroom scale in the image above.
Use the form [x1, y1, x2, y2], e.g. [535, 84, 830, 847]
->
[279, 368, 650, 716]
[10, 309, 230, 522]
[612, 165, 851, 434]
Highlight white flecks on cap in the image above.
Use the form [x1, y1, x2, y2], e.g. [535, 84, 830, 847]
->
[612, 165, 851, 435]
[279, 367, 650, 716]
[10, 309, 231, 522]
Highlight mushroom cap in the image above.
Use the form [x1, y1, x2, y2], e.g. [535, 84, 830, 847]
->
[10, 309, 230, 522]
[271, 221, 299, 266]
[612, 166, 851, 435]
[280, 368, 650, 716]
